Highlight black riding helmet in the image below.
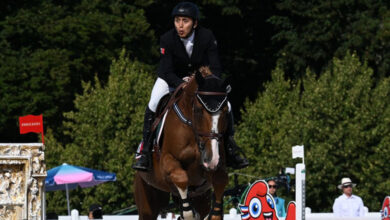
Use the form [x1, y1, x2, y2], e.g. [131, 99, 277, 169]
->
[171, 2, 200, 21]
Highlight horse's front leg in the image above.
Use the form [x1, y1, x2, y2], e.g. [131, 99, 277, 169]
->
[162, 153, 200, 220]
[208, 169, 228, 220]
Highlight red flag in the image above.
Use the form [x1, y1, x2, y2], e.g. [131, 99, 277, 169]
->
[19, 115, 44, 143]
[19, 115, 43, 134]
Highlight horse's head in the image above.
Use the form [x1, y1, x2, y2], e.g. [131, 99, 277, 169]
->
[191, 67, 230, 171]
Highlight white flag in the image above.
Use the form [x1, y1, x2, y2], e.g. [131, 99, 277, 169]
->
[285, 167, 295, 175]
[292, 145, 304, 159]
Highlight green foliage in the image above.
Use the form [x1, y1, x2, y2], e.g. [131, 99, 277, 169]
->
[236, 65, 300, 178]
[236, 53, 390, 212]
[45, 50, 154, 215]
[0, 0, 156, 141]
[269, 0, 390, 78]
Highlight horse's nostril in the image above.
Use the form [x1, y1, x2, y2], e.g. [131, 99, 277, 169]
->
[201, 148, 211, 161]
[202, 155, 211, 164]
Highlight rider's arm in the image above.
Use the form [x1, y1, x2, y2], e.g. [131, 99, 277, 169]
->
[157, 34, 184, 88]
[205, 31, 222, 78]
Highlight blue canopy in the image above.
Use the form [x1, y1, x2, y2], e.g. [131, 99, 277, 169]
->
[45, 163, 116, 215]
[45, 163, 116, 191]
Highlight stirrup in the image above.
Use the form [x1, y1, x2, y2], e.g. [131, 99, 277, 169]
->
[226, 137, 249, 169]
[228, 155, 249, 169]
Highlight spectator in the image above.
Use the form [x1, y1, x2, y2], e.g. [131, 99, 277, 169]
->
[89, 204, 103, 219]
[333, 177, 365, 217]
[267, 179, 286, 217]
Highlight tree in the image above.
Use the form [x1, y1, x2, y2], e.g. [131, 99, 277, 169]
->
[236, 53, 390, 212]
[45, 50, 154, 214]
[269, 0, 390, 78]
[0, 0, 157, 142]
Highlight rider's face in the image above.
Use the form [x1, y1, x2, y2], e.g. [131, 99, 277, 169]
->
[174, 16, 197, 38]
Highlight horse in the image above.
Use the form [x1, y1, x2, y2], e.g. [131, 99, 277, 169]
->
[134, 67, 230, 220]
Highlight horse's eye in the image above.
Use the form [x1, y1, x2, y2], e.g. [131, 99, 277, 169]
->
[194, 106, 203, 115]
[193, 106, 204, 124]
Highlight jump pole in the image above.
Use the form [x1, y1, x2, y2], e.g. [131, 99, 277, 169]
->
[292, 145, 305, 220]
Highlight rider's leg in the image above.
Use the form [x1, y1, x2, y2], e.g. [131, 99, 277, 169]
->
[133, 78, 170, 171]
[132, 106, 155, 171]
[225, 102, 249, 169]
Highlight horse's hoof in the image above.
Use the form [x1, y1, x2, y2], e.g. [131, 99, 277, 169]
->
[195, 212, 200, 220]
[182, 210, 200, 220]
[203, 214, 223, 220]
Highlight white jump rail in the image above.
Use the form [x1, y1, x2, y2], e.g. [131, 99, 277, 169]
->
[57, 210, 381, 220]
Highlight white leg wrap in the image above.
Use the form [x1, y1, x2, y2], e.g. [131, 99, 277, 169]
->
[178, 188, 189, 208]
[177, 187, 199, 220]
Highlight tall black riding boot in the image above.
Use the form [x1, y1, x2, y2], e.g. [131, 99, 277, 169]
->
[132, 107, 155, 171]
[225, 111, 249, 169]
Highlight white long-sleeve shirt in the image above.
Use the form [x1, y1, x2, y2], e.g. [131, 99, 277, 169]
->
[180, 31, 195, 57]
[333, 194, 365, 217]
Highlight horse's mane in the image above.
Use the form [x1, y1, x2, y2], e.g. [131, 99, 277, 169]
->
[185, 66, 219, 92]
[198, 66, 212, 77]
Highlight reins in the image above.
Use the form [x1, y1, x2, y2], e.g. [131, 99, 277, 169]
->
[152, 74, 227, 153]
[196, 91, 227, 96]
[190, 98, 225, 152]
[172, 78, 227, 148]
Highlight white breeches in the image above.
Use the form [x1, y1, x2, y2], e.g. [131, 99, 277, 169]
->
[148, 78, 173, 112]
[148, 77, 232, 113]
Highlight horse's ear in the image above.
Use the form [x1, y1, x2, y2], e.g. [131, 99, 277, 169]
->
[195, 70, 205, 86]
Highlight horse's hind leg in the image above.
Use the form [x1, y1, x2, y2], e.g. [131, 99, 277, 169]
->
[134, 172, 170, 220]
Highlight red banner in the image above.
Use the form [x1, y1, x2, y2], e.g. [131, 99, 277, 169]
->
[19, 115, 44, 143]
[19, 115, 43, 134]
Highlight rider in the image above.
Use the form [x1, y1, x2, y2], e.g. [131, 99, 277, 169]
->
[132, 2, 249, 171]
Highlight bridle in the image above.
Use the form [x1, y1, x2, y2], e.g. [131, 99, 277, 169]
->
[194, 90, 227, 143]
[173, 89, 228, 153]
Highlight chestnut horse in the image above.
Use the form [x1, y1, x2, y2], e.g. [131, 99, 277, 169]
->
[134, 68, 230, 220]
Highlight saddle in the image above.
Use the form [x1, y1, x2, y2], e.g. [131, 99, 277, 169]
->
[150, 82, 187, 152]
